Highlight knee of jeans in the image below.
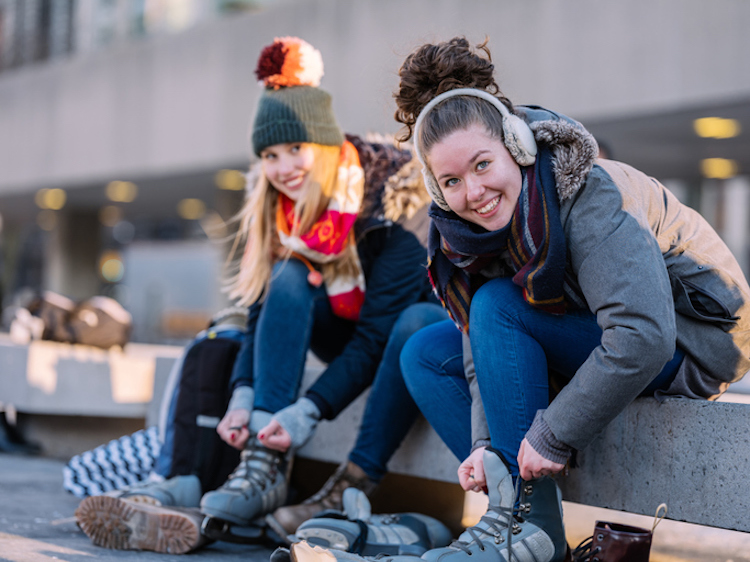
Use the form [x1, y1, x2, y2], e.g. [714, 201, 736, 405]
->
[268, 259, 315, 297]
[470, 277, 525, 331]
[391, 303, 446, 344]
[399, 331, 428, 386]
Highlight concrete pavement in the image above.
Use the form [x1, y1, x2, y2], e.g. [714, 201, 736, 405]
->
[3, 452, 750, 562]
[0, 453, 275, 562]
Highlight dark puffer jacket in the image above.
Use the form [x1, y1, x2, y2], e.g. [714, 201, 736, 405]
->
[231, 135, 434, 420]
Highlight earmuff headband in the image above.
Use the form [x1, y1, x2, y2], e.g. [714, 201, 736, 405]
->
[412, 88, 537, 211]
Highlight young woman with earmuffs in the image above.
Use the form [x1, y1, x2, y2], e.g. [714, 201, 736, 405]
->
[382, 37, 750, 562]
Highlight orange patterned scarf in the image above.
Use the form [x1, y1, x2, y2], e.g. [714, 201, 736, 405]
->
[276, 140, 365, 321]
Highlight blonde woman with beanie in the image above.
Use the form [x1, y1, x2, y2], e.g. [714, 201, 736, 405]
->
[75, 37, 447, 554]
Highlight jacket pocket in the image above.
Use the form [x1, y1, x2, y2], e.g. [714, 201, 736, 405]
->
[672, 277, 739, 326]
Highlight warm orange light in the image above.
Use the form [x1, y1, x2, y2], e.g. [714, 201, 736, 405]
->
[215, 169, 247, 191]
[701, 158, 738, 179]
[35, 188, 66, 210]
[177, 198, 206, 220]
[106, 181, 138, 202]
[694, 117, 741, 139]
[99, 250, 124, 282]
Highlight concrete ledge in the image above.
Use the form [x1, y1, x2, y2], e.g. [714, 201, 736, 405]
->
[6, 332, 750, 532]
[0, 335, 180, 420]
[557, 397, 750, 532]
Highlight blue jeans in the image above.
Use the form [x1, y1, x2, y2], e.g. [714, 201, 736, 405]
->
[402, 277, 684, 476]
[349, 302, 448, 481]
[230, 259, 355, 414]
[230, 258, 448, 481]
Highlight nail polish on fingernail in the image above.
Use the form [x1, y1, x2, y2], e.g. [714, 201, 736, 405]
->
[230, 433, 236, 440]
[258, 433, 265, 439]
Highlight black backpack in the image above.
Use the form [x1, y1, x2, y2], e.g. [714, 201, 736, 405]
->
[62, 308, 249, 498]
[165, 308, 247, 493]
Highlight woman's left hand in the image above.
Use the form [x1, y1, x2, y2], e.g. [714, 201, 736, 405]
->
[517, 438, 565, 481]
[257, 420, 292, 452]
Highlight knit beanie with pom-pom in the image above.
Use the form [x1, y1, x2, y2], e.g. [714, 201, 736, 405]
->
[251, 37, 344, 156]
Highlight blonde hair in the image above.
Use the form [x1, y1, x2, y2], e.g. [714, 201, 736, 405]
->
[226, 143, 361, 307]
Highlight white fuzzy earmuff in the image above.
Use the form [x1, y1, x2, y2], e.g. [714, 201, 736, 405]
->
[413, 88, 537, 211]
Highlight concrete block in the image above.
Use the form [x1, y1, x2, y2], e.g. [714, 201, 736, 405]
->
[557, 397, 750, 532]
[0, 336, 181, 418]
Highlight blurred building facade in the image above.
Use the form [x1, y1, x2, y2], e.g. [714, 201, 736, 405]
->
[0, 0, 749, 342]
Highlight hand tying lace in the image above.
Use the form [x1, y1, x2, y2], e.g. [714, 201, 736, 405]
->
[451, 477, 523, 558]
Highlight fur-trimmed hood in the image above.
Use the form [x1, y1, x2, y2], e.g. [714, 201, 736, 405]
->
[347, 134, 430, 225]
[381, 154, 431, 222]
[517, 106, 600, 202]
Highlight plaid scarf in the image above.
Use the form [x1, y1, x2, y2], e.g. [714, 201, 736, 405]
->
[427, 146, 568, 333]
[276, 140, 366, 321]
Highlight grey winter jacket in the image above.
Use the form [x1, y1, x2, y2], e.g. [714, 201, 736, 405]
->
[469, 107, 750, 462]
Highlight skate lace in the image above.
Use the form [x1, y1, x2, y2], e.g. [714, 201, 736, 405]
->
[451, 478, 523, 559]
[451, 477, 536, 562]
[226, 446, 280, 500]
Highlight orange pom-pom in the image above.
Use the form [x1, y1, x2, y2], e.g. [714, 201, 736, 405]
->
[255, 37, 324, 89]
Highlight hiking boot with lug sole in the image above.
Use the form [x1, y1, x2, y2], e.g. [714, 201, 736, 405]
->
[200, 437, 288, 525]
[267, 460, 377, 539]
[107, 474, 202, 508]
[75, 495, 206, 553]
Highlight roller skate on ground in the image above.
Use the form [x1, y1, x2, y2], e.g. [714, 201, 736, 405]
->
[199, 437, 289, 542]
[267, 460, 377, 540]
[290, 487, 452, 556]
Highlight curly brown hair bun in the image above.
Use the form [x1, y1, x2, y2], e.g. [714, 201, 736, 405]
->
[394, 37, 510, 142]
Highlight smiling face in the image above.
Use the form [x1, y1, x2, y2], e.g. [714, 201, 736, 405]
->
[260, 142, 316, 200]
[428, 124, 522, 232]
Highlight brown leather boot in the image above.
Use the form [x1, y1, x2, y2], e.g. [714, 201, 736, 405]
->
[266, 461, 377, 539]
[572, 521, 652, 562]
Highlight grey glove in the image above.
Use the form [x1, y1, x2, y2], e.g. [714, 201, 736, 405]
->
[227, 386, 254, 414]
[271, 397, 321, 450]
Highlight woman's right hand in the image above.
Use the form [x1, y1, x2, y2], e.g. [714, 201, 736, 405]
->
[217, 408, 251, 450]
[458, 446, 488, 493]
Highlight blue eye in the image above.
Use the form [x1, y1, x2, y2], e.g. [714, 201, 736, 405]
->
[477, 160, 489, 170]
[444, 178, 459, 188]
